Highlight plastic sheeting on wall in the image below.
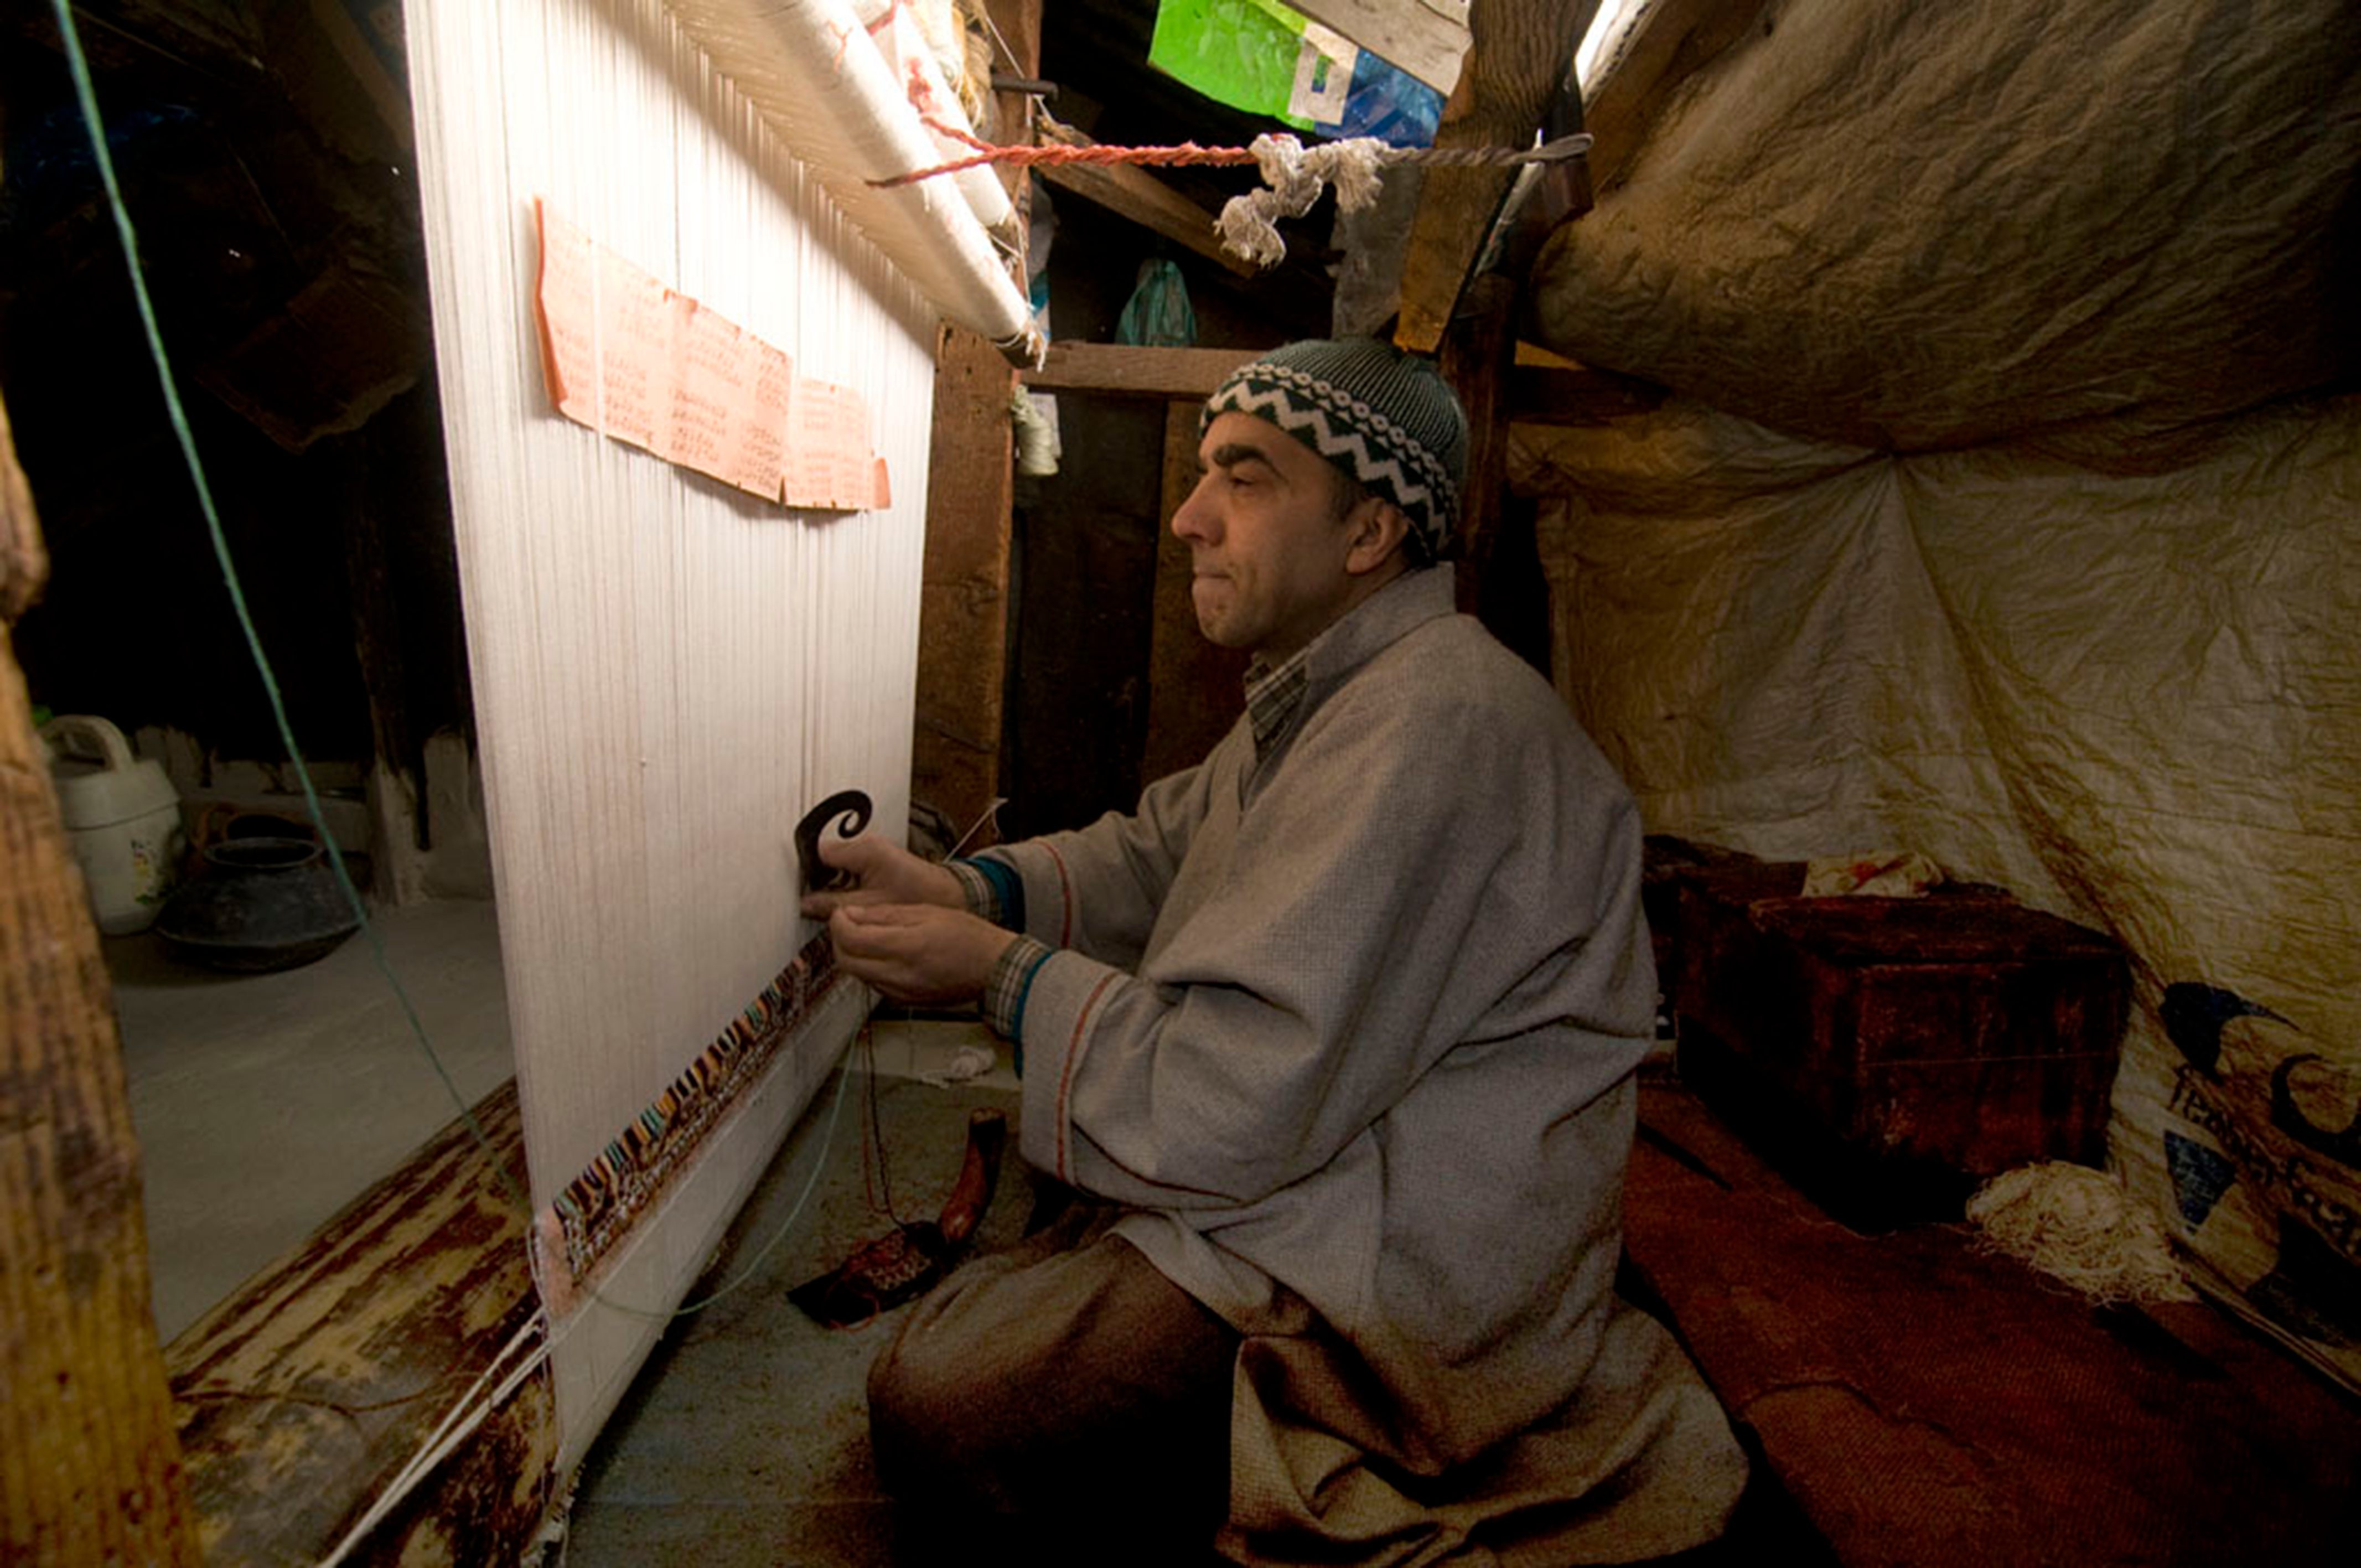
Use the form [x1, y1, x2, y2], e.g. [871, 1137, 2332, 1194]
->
[1147, 0, 1444, 148]
[1531, 0, 2361, 462]
[1515, 395, 2361, 1388]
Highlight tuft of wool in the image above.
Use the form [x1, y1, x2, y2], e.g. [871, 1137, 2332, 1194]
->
[1218, 135, 1391, 268]
[1965, 1162, 2198, 1306]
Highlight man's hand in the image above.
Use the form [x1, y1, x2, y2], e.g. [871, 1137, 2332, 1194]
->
[800, 832, 965, 918]
[827, 903, 1015, 1006]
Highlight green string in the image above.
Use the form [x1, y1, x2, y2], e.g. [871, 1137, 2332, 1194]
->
[47, 0, 862, 1324]
[45, 0, 526, 1217]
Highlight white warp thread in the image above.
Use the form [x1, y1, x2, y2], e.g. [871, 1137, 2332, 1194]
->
[406, 0, 931, 1463]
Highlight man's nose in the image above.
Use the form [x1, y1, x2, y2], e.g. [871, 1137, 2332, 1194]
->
[1172, 476, 1216, 543]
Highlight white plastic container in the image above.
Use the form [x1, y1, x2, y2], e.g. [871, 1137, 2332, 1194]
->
[42, 715, 183, 935]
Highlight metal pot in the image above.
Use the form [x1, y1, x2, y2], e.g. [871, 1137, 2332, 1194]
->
[154, 834, 360, 972]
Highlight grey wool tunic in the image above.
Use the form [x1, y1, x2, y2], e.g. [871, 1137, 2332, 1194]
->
[978, 568, 1747, 1565]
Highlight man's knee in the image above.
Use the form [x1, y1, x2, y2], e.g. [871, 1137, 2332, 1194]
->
[866, 1301, 992, 1502]
[863, 1234, 1238, 1522]
[865, 1302, 954, 1435]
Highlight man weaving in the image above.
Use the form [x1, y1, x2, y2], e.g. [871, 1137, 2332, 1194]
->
[804, 338, 1747, 1564]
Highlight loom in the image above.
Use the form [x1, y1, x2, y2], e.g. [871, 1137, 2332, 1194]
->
[405, 0, 1036, 1475]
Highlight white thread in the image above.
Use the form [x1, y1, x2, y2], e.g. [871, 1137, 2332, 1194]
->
[407, 0, 934, 1462]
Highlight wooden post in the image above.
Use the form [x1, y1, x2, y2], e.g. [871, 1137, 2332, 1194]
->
[0, 393, 200, 1564]
[908, 0, 1043, 846]
[911, 324, 1017, 843]
[982, 0, 1045, 199]
[1580, 0, 1773, 196]
[1441, 272, 1519, 617]
[341, 416, 427, 904]
[1394, 0, 1602, 354]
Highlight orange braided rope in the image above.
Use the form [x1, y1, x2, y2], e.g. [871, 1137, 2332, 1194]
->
[873, 122, 1592, 190]
[874, 138, 1263, 188]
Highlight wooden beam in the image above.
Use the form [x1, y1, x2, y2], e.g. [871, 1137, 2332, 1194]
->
[0, 391, 41, 624]
[907, 0, 1040, 846]
[1506, 361, 1665, 424]
[1582, 0, 1770, 194]
[2, 390, 200, 1567]
[1022, 343, 1261, 400]
[1291, 0, 1473, 95]
[165, 1083, 549, 1564]
[1394, 0, 1604, 354]
[1034, 118, 1257, 278]
[983, 0, 1043, 204]
[1441, 272, 1519, 606]
[913, 326, 1018, 843]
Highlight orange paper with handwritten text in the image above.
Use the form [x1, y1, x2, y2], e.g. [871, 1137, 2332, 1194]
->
[534, 200, 890, 511]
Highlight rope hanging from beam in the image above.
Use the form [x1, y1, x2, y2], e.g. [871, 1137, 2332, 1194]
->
[875, 107, 1592, 270]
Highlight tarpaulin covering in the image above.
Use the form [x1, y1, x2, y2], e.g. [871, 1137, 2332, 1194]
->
[1532, 0, 2361, 464]
[1515, 395, 2361, 1388]
[1516, 0, 2361, 1389]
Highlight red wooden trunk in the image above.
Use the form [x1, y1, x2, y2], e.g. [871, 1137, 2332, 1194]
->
[1669, 859, 2130, 1224]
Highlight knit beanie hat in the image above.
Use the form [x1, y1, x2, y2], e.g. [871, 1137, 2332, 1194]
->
[1202, 338, 1468, 563]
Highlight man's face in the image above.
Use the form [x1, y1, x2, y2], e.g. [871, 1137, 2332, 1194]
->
[1173, 411, 1365, 662]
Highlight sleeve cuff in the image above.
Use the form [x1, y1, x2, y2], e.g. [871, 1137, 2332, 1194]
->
[982, 935, 1055, 1067]
[951, 855, 1026, 932]
[946, 859, 996, 920]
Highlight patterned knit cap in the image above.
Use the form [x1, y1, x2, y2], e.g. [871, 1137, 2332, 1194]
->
[1202, 337, 1468, 563]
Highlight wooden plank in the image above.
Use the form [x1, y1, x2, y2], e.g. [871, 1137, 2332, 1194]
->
[912, 324, 1018, 843]
[1490, 46, 1595, 286]
[1, 392, 201, 1568]
[1142, 402, 1251, 786]
[1441, 271, 1518, 612]
[1022, 343, 1261, 400]
[1292, 0, 1473, 94]
[1394, 0, 1603, 354]
[982, 0, 1043, 205]
[909, 0, 1034, 848]
[1582, 0, 1769, 194]
[1034, 118, 1257, 278]
[7, 0, 266, 86]
[165, 1081, 548, 1565]
[363, 1364, 555, 1565]
[1505, 361, 1664, 424]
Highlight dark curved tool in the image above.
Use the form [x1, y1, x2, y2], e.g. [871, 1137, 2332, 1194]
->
[795, 789, 873, 896]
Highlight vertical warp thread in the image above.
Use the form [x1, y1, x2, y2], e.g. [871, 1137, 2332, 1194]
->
[407, 0, 935, 1446]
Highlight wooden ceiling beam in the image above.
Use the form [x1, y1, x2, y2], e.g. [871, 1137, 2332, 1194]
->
[1290, 0, 1473, 95]
[1392, 0, 1604, 355]
[1033, 118, 1259, 278]
[1505, 361, 1664, 424]
[1018, 344, 1659, 421]
[1021, 343, 1261, 400]
[1581, 0, 1770, 194]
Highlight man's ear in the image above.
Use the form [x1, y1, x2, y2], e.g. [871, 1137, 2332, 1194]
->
[1343, 498, 1411, 576]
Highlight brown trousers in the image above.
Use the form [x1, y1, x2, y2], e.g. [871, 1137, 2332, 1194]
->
[866, 1203, 1241, 1565]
